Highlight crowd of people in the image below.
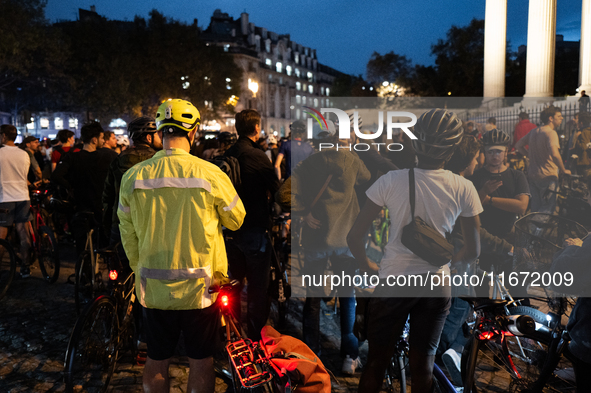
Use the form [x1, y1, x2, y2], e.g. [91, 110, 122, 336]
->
[1, 100, 591, 393]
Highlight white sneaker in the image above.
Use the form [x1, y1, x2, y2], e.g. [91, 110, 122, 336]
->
[442, 348, 462, 387]
[342, 355, 362, 375]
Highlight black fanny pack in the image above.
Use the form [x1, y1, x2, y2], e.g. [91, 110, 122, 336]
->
[400, 168, 454, 267]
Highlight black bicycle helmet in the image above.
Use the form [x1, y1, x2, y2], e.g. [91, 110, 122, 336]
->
[482, 128, 510, 147]
[290, 120, 306, 134]
[128, 116, 157, 141]
[218, 131, 237, 145]
[411, 109, 464, 161]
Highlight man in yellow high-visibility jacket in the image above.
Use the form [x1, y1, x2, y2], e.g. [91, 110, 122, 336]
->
[118, 99, 245, 393]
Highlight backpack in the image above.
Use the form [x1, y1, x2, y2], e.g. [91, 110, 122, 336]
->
[212, 155, 242, 191]
[260, 326, 331, 393]
[53, 145, 74, 164]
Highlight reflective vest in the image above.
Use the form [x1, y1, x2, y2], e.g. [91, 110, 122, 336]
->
[118, 148, 245, 310]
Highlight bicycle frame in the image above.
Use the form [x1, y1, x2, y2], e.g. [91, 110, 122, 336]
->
[212, 283, 278, 391]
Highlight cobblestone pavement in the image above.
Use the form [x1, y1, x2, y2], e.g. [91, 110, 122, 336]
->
[1, 243, 551, 392]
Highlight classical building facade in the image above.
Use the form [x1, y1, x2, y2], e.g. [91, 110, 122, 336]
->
[202, 10, 344, 136]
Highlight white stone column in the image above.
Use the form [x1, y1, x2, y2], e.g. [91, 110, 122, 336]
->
[524, 0, 557, 98]
[483, 0, 507, 97]
[579, 0, 591, 92]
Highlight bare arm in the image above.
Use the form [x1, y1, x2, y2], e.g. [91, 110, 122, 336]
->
[347, 199, 382, 272]
[451, 215, 481, 265]
[515, 132, 529, 156]
[274, 153, 284, 180]
[482, 193, 530, 216]
[551, 144, 570, 174]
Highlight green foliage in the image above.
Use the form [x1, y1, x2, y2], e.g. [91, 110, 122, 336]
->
[366, 51, 413, 86]
[431, 18, 485, 97]
[57, 10, 242, 121]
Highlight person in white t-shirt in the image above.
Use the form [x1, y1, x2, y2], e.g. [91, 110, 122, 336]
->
[0, 125, 33, 277]
[348, 109, 482, 393]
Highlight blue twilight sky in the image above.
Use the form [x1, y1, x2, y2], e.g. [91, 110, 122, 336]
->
[44, 0, 584, 76]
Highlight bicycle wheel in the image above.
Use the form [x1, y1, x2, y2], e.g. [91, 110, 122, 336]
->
[75, 251, 94, 315]
[37, 226, 60, 283]
[0, 238, 17, 301]
[384, 352, 408, 393]
[64, 295, 119, 393]
[461, 307, 553, 392]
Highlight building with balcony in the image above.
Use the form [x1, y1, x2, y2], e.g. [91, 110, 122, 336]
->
[202, 10, 345, 137]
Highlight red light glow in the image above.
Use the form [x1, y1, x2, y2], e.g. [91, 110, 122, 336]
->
[109, 270, 118, 281]
[221, 295, 229, 307]
[478, 331, 494, 340]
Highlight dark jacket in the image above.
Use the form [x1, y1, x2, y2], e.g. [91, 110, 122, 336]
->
[225, 136, 279, 231]
[102, 144, 158, 233]
[52, 149, 117, 221]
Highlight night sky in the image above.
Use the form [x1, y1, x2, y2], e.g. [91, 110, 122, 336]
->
[45, 0, 584, 76]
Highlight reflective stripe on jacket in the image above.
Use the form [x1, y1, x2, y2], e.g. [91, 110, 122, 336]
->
[118, 148, 245, 310]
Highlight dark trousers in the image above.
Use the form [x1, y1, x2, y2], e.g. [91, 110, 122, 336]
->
[225, 227, 271, 341]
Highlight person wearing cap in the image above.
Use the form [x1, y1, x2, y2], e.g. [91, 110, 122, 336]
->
[470, 129, 530, 241]
[118, 99, 245, 393]
[21, 135, 42, 185]
[515, 105, 571, 214]
[275, 120, 314, 181]
[0, 125, 33, 278]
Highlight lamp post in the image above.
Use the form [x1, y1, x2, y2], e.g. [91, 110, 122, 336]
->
[248, 78, 259, 110]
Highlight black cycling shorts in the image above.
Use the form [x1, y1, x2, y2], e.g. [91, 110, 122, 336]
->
[0, 201, 31, 226]
[143, 304, 221, 360]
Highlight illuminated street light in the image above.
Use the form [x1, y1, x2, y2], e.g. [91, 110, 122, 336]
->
[248, 78, 259, 98]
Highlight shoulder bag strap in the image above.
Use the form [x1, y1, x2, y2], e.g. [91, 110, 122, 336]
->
[309, 174, 333, 211]
[408, 168, 415, 219]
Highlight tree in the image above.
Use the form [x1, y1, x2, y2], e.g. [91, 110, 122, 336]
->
[0, 0, 69, 113]
[366, 51, 413, 86]
[55, 10, 242, 122]
[431, 18, 484, 97]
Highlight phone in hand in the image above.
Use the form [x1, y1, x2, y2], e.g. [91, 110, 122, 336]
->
[489, 173, 502, 181]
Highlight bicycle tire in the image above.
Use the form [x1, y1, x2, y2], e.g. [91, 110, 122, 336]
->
[75, 251, 94, 315]
[37, 226, 60, 283]
[64, 295, 119, 393]
[0, 238, 17, 301]
[461, 306, 554, 392]
[384, 352, 408, 393]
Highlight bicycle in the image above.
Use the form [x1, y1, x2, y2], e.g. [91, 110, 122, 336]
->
[545, 173, 591, 228]
[73, 212, 111, 315]
[0, 188, 60, 289]
[209, 279, 291, 393]
[460, 296, 555, 392]
[29, 186, 60, 282]
[64, 247, 139, 393]
[382, 315, 464, 393]
[268, 214, 291, 325]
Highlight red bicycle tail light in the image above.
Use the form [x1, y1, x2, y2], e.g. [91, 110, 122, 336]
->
[478, 331, 494, 341]
[109, 270, 118, 281]
[221, 295, 229, 307]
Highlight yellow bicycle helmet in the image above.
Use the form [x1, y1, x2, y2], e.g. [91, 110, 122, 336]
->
[155, 99, 201, 134]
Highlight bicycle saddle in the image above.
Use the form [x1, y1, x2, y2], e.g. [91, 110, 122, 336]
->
[459, 296, 509, 311]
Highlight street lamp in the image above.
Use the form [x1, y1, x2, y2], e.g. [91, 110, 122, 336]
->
[248, 78, 259, 110]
